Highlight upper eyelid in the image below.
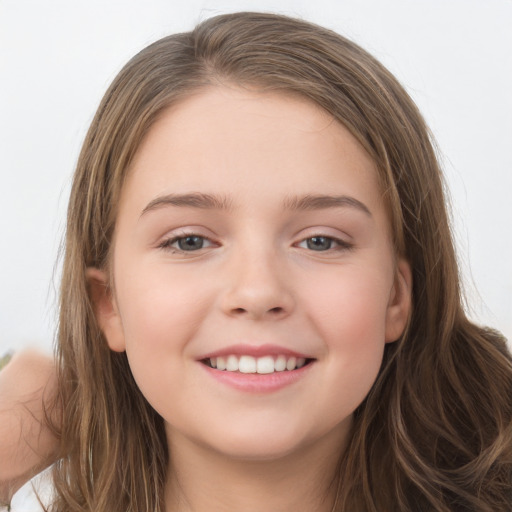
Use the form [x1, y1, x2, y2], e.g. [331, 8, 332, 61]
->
[156, 229, 353, 247]
[168, 232, 213, 242]
[156, 232, 216, 253]
[295, 235, 353, 248]
[159, 227, 215, 242]
[295, 229, 352, 244]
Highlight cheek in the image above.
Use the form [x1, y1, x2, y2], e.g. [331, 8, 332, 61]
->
[299, 266, 391, 402]
[113, 270, 211, 418]
[303, 266, 391, 345]
[116, 262, 206, 341]
[112, 263, 215, 398]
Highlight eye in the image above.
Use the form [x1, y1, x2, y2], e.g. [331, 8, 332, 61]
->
[305, 236, 333, 251]
[297, 235, 352, 252]
[159, 234, 214, 252]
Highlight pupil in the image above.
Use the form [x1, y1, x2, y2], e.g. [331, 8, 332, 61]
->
[178, 236, 203, 251]
[307, 236, 331, 251]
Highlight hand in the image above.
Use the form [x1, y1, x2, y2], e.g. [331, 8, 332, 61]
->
[0, 349, 59, 504]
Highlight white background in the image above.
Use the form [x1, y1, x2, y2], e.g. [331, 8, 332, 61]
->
[1, 1, 511, 509]
[1, 0, 511, 361]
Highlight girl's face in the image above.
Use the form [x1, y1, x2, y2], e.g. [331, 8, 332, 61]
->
[92, 87, 411, 461]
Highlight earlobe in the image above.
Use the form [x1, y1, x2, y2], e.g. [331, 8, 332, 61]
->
[86, 267, 126, 352]
[385, 258, 413, 343]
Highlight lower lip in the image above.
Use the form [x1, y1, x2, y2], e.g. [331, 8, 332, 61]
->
[200, 362, 313, 393]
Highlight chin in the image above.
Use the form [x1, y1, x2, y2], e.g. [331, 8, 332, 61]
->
[212, 437, 306, 462]
[198, 418, 326, 462]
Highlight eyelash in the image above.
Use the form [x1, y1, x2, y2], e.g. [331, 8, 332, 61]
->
[158, 234, 215, 253]
[296, 235, 353, 252]
[158, 232, 353, 254]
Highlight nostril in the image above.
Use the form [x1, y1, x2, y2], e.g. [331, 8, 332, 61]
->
[229, 306, 285, 317]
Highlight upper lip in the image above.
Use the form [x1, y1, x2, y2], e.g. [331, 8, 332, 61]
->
[198, 343, 314, 360]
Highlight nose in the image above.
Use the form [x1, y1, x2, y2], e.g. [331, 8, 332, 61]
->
[220, 249, 295, 321]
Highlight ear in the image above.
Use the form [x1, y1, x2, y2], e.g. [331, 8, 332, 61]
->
[385, 258, 413, 343]
[86, 267, 126, 352]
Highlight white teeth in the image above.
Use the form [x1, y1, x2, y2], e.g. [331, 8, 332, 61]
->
[286, 356, 297, 371]
[239, 355, 257, 373]
[274, 355, 287, 372]
[226, 355, 239, 372]
[256, 356, 275, 374]
[207, 354, 309, 373]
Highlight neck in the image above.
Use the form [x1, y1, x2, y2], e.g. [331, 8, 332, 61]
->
[164, 428, 348, 512]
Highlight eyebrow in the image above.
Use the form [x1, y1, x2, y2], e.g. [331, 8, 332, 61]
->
[140, 192, 371, 217]
[141, 193, 233, 216]
[283, 194, 372, 216]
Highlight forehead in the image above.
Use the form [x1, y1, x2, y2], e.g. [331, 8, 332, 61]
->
[120, 86, 385, 221]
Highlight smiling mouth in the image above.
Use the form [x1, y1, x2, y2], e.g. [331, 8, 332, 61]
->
[201, 355, 315, 374]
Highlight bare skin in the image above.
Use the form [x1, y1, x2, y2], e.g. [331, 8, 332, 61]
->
[1, 89, 410, 510]
[0, 350, 59, 504]
[91, 88, 411, 511]
[164, 423, 347, 512]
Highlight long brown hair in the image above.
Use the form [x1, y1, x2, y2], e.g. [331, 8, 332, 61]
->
[51, 12, 512, 511]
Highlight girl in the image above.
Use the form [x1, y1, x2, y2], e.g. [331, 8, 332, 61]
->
[1, 11, 511, 512]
